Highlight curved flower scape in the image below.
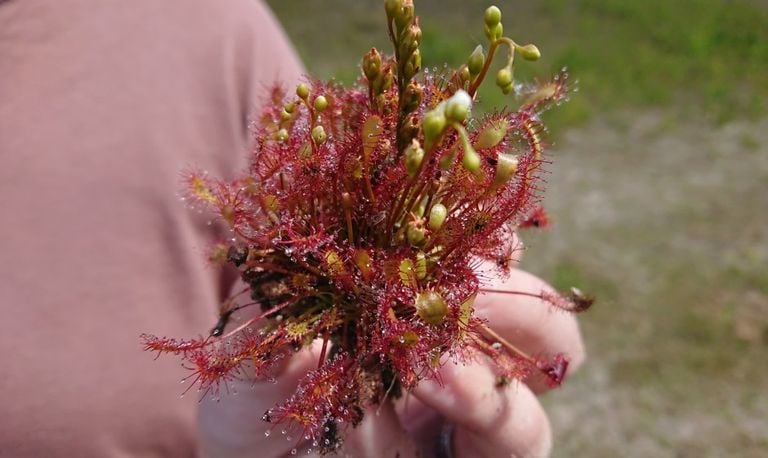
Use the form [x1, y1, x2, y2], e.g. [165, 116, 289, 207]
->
[142, 1, 591, 453]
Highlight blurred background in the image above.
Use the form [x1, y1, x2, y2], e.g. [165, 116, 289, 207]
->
[266, 1, 768, 456]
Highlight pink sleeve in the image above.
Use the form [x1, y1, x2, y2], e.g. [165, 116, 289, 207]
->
[0, 0, 303, 456]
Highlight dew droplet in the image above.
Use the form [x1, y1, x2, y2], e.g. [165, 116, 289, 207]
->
[290, 448, 297, 455]
[264, 430, 271, 437]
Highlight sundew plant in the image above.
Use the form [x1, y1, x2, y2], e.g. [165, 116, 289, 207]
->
[143, 1, 592, 453]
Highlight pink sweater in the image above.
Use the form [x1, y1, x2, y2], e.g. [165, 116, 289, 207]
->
[0, 1, 303, 455]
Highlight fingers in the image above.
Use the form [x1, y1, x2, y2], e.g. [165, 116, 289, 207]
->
[475, 268, 585, 392]
[394, 394, 446, 456]
[342, 401, 419, 458]
[414, 359, 552, 458]
[197, 342, 321, 458]
[453, 383, 551, 458]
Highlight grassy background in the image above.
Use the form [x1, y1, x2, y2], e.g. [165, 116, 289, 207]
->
[266, 1, 768, 456]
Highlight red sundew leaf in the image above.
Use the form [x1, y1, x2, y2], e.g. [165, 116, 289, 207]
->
[180, 170, 220, 207]
[518, 69, 571, 114]
[519, 205, 551, 229]
[265, 355, 364, 453]
[140, 333, 208, 356]
[537, 353, 570, 387]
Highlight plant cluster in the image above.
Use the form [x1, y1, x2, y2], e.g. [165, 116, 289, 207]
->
[143, 1, 591, 453]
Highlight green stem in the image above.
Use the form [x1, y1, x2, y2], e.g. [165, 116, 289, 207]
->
[468, 40, 499, 96]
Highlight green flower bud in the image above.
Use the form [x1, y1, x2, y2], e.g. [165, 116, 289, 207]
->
[445, 89, 472, 123]
[381, 65, 395, 90]
[384, 0, 403, 18]
[491, 153, 519, 188]
[501, 82, 514, 95]
[459, 65, 471, 83]
[406, 224, 426, 246]
[414, 290, 448, 325]
[467, 45, 485, 76]
[459, 128, 481, 175]
[400, 113, 420, 145]
[280, 109, 292, 122]
[283, 102, 296, 114]
[496, 67, 513, 88]
[399, 21, 421, 56]
[398, 40, 415, 60]
[311, 125, 327, 145]
[409, 19, 422, 43]
[313, 95, 328, 112]
[474, 119, 509, 149]
[484, 22, 503, 41]
[428, 203, 448, 231]
[275, 128, 289, 142]
[422, 109, 447, 144]
[517, 43, 541, 61]
[404, 49, 421, 80]
[403, 139, 424, 176]
[296, 83, 310, 100]
[395, 0, 414, 31]
[362, 48, 382, 81]
[412, 48, 422, 68]
[484, 6, 502, 28]
[462, 145, 482, 174]
[403, 81, 423, 112]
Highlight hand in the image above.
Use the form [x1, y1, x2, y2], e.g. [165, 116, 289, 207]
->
[198, 268, 585, 458]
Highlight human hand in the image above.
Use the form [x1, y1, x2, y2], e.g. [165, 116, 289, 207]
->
[198, 268, 584, 458]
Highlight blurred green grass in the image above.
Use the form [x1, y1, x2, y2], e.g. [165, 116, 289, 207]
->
[267, 1, 768, 456]
[268, 0, 768, 128]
